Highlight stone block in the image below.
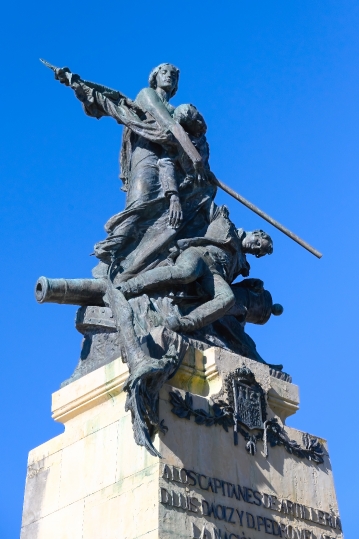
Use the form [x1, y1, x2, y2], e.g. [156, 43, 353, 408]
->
[22, 450, 62, 527]
[20, 499, 84, 539]
[267, 376, 300, 422]
[21, 347, 343, 539]
[58, 420, 119, 507]
[83, 473, 159, 539]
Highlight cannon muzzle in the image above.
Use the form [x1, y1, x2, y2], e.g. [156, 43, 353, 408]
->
[229, 279, 283, 325]
[35, 277, 106, 306]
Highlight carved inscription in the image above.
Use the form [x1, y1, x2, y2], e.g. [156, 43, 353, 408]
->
[160, 464, 342, 539]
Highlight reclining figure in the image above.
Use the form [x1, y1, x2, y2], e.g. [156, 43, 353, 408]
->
[121, 204, 273, 332]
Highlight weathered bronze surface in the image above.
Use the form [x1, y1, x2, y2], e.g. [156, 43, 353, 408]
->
[37, 61, 289, 456]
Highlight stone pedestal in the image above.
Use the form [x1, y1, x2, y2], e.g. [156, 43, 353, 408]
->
[21, 348, 343, 539]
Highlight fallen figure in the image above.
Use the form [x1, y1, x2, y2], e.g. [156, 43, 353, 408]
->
[120, 205, 273, 333]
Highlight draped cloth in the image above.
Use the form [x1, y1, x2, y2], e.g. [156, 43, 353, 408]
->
[66, 80, 220, 455]
[69, 80, 217, 280]
[64, 78, 279, 457]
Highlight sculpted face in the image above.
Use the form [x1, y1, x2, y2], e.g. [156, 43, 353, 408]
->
[187, 116, 207, 137]
[242, 232, 272, 258]
[155, 65, 178, 94]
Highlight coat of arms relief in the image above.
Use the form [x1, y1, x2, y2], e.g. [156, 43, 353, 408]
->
[170, 365, 324, 464]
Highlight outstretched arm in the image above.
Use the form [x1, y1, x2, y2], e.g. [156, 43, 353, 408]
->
[178, 273, 235, 331]
[52, 68, 176, 144]
[53, 67, 126, 120]
[53, 66, 142, 115]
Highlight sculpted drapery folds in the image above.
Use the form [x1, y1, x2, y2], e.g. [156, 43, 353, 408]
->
[53, 63, 212, 275]
[40, 62, 282, 455]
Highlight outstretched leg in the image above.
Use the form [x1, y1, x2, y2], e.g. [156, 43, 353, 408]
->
[121, 247, 206, 297]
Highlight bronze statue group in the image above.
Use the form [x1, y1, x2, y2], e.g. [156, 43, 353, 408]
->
[48, 62, 279, 455]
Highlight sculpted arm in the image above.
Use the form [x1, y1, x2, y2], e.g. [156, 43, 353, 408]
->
[136, 88, 175, 129]
[53, 67, 143, 121]
[136, 88, 204, 175]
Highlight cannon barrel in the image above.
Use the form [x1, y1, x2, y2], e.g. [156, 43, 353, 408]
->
[35, 276, 283, 325]
[35, 277, 106, 306]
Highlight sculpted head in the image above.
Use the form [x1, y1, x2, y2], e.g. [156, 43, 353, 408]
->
[205, 206, 273, 259]
[173, 104, 207, 137]
[241, 230, 273, 258]
[149, 63, 180, 97]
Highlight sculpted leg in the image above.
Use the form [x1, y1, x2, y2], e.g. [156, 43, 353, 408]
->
[94, 214, 139, 263]
[121, 247, 205, 297]
[94, 234, 132, 262]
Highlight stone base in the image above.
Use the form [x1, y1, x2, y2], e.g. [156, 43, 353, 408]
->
[21, 348, 342, 539]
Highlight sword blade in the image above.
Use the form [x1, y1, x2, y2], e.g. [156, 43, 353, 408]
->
[39, 58, 58, 72]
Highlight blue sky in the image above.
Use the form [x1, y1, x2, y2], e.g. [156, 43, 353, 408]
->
[1, 0, 358, 536]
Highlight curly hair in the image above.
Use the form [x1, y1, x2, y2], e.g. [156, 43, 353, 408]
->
[173, 104, 207, 135]
[148, 63, 180, 97]
[252, 229, 274, 255]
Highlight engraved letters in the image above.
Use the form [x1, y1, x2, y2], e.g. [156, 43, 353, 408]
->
[160, 463, 342, 538]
